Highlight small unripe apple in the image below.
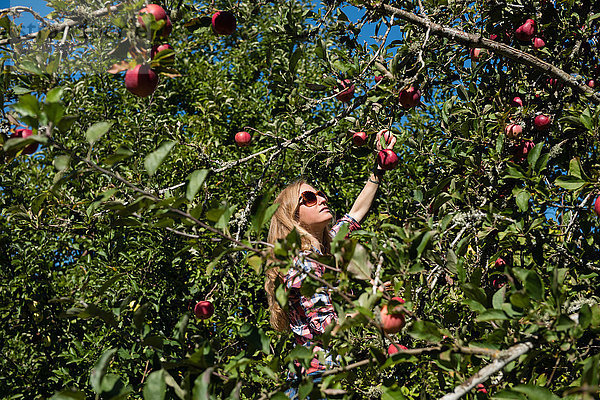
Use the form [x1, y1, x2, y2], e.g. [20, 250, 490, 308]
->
[514, 140, 535, 162]
[534, 114, 551, 131]
[511, 96, 523, 107]
[138, 4, 172, 38]
[387, 343, 408, 355]
[352, 131, 367, 146]
[505, 123, 522, 138]
[194, 301, 214, 319]
[594, 196, 600, 217]
[380, 297, 405, 333]
[399, 86, 421, 109]
[11, 128, 39, 154]
[125, 64, 159, 97]
[515, 19, 535, 42]
[336, 79, 355, 103]
[211, 11, 236, 35]
[377, 149, 399, 170]
[235, 131, 251, 146]
[532, 37, 545, 49]
[470, 48, 481, 61]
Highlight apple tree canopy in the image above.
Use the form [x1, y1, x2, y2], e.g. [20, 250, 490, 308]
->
[1, 0, 600, 399]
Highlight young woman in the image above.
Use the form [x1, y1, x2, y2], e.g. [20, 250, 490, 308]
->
[264, 130, 396, 398]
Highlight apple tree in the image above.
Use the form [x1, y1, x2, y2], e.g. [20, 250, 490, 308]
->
[1, 0, 600, 399]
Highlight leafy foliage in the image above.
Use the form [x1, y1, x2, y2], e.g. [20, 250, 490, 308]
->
[1, 0, 600, 399]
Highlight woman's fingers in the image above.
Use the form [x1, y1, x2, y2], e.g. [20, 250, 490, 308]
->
[376, 129, 395, 150]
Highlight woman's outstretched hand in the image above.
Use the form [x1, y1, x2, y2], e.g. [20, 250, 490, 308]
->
[375, 129, 397, 151]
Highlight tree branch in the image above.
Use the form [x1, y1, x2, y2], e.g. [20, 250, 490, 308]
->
[374, 3, 600, 104]
[439, 341, 534, 400]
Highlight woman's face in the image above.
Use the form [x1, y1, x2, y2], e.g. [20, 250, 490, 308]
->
[296, 183, 333, 232]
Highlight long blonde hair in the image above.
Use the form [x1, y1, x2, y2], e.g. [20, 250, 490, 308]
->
[265, 179, 332, 332]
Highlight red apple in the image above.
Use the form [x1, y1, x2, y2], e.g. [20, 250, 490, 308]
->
[374, 75, 383, 83]
[588, 80, 595, 88]
[511, 96, 523, 107]
[151, 43, 174, 59]
[11, 128, 39, 154]
[594, 196, 600, 217]
[514, 140, 535, 163]
[470, 48, 481, 61]
[235, 131, 251, 146]
[532, 37, 545, 49]
[534, 114, 551, 131]
[352, 131, 367, 146]
[336, 79, 355, 103]
[380, 297, 405, 333]
[515, 19, 535, 42]
[125, 64, 159, 97]
[211, 11, 236, 35]
[194, 300, 214, 319]
[399, 86, 421, 109]
[387, 343, 408, 355]
[377, 149, 399, 171]
[138, 4, 172, 38]
[494, 258, 506, 268]
[505, 123, 522, 138]
[490, 34, 498, 41]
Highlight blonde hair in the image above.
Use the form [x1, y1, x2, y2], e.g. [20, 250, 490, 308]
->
[265, 179, 332, 332]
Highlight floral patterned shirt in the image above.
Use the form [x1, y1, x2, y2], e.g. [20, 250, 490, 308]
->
[285, 214, 361, 374]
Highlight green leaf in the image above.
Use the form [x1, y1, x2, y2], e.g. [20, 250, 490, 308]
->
[46, 87, 64, 103]
[192, 368, 214, 400]
[12, 94, 40, 117]
[476, 309, 508, 322]
[512, 384, 559, 400]
[103, 145, 134, 166]
[527, 143, 543, 169]
[49, 391, 85, 400]
[53, 155, 71, 171]
[408, 320, 443, 342]
[144, 141, 176, 176]
[86, 121, 113, 144]
[290, 47, 303, 74]
[347, 243, 372, 281]
[525, 271, 543, 300]
[516, 190, 530, 212]
[186, 169, 209, 201]
[143, 369, 166, 400]
[90, 348, 117, 393]
[554, 175, 587, 191]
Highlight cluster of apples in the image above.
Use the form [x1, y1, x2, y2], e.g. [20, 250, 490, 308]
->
[352, 129, 399, 170]
[125, 6, 237, 98]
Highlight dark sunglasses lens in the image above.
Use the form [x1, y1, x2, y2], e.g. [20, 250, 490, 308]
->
[302, 191, 317, 206]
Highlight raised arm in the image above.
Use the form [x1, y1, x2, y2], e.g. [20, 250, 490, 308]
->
[347, 129, 397, 223]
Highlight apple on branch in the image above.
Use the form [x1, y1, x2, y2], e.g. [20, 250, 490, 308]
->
[212, 11, 236, 35]
[352, 131, 367, 146]
[377, 149, 399, 171]
[380, 297, 405, 333]
[515, 19, 535, 42]
[194, 300, 214, 319]
[10, 128, 39, 155]
[336, 79, 355, 103]
[125, 64, 159, 97]
[505, 123, 522, 138]
[235, 131, 251, 147]
[534, 114, 551, 131]
[138, 4, 172, 38]
[399, 86, 421, 109]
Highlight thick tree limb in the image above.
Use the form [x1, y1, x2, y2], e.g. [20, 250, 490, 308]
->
[0, 3, 124, 46]
[374, 3, 600, 104]
[439, 341, 534, 400]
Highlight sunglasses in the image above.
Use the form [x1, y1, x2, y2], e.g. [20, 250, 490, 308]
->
[298, 190, 328, 207]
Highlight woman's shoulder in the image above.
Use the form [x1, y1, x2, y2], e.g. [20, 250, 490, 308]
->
[329, 213, 361, 238]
